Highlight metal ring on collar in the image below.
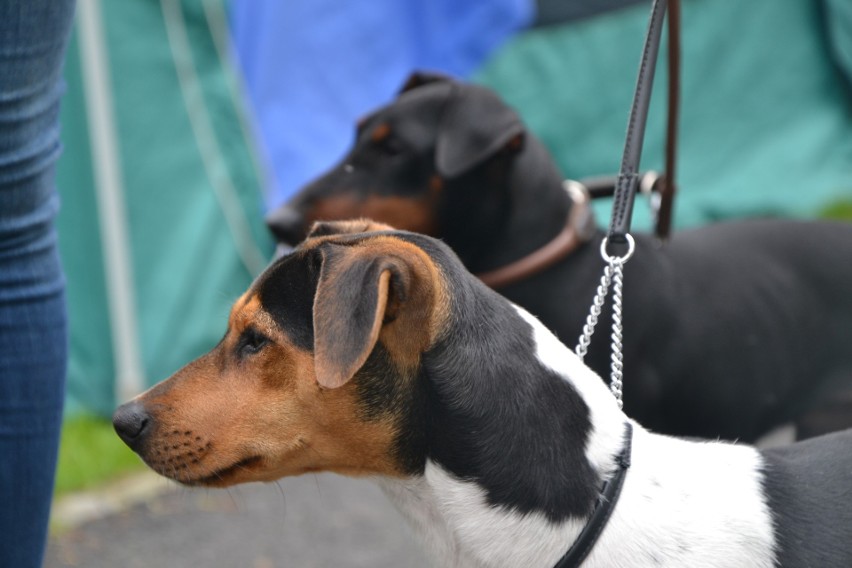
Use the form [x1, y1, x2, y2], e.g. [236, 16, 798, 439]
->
[563, 179, 590, 205]
[600, 234, 636, 264]
[639, 171, 660, 196]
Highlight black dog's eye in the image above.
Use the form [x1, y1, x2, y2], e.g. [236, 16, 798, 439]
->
[237, 328, 270, 358]
[367, 122, 404, 156]
[377, 135, 403, 156]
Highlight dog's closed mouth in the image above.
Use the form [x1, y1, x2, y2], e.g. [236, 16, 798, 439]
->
[186, 455, 263, 486]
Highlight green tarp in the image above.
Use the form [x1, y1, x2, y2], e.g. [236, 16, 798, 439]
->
[56, 0, 272, 417]
[475, 0, 852, 230]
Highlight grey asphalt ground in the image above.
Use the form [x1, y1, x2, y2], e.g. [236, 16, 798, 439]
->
[44, 473, 430, 568]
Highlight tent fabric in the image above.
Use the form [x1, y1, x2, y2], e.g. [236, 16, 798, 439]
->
[825, 0, 852, 87]
[533, 0, 645, 27]
[56, 0, 271, 416]
[474, 0, 852, 230]
[229, 0, 534, 209]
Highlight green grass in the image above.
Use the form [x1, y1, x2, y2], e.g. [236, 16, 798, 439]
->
[821, 201, 852, 220]
[54, 414, 145, 497]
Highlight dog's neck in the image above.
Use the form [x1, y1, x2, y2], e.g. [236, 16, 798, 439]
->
[444, 137, 585, 275]
[378, 304, 777, 568]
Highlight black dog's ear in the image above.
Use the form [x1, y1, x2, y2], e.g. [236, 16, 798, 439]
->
[312, 246, 405, 389]
[435, 84, 526, 178]
[399, 71, 453, 94]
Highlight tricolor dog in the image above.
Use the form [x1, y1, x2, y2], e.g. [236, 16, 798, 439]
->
[267, 73, 852, 442]
[114, 221, 852, 568]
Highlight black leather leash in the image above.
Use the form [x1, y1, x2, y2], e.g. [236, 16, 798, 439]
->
[608, 0, 670, 248]
[570, 0, 680, 241]
[655, 0, 680, 240]
[555, 0, 677, 565]
[577, 171, 661, 200]
[553, 423, 633, 568]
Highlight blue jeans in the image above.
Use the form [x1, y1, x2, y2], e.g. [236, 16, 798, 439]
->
[0, 1, 75, 566]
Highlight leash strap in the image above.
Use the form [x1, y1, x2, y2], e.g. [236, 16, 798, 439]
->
[553, 422, 634, 568]
[563, 3, 673, 566]
[655, 0, 681, 240]
[608, 0, 669, 245]
[578, 0, 672, 405]
[578, 171, 659, 200]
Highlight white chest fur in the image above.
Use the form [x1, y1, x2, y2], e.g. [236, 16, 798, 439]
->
[380, 430, 776, 568]
[377, 306, 777, 568]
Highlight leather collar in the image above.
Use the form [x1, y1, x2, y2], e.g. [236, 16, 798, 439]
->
[553, 422, 633, 568]
[475, 181, 597, 289]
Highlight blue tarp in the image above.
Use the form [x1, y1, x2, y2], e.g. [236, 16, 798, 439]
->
[229, 0, 533, 208]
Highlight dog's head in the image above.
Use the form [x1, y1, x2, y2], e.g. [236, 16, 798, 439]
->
[113, 220, 453, 487]
[267, 72, 526, 247]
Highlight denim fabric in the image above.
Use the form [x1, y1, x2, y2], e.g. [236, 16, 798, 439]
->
[0, 1, 75, 566]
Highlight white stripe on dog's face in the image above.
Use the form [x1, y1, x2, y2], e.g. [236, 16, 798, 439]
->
[513, 305, 626, 475]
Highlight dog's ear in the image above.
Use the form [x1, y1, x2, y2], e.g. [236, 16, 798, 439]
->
[307, 219, 396, 240]
[312, 246, 408, 389]
[399, 71, 453, 94]
[435, 85, 525, 178]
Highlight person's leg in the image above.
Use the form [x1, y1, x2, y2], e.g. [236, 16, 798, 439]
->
[0, 1, 76, 566]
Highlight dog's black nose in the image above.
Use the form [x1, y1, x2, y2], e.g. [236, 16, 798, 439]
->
[266, 204, 306, 246]
[113, 401, 152, 451]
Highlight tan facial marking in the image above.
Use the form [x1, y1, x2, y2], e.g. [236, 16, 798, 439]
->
[132, 308, 404, 485]
[429, 174, 444, 194]
[129, 232, 450, 487]
[307, 194, 439, 237]
[370, 122, 391, 143]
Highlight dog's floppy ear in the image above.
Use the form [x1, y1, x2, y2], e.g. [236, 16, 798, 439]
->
[312, 245, 407, 389]
[399, 71, 453, 94]
[435, 84, 525, 179]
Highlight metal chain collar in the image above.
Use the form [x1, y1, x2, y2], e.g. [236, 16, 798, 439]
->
[575, 235, 635, 409]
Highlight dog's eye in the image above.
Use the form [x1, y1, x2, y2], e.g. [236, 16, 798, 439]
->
[237, 328, 270, 358]
[377, 135, 403, 156]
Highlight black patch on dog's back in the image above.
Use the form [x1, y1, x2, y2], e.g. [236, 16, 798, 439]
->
[760, 429, 852, 566]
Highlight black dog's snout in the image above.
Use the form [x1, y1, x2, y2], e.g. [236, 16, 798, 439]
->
[113, 401, 152, 451]
[266, 204, 306, 246]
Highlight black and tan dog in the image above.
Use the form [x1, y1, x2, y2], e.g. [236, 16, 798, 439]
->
[267, 73, 852, 442]
[114, 220, 852, 567]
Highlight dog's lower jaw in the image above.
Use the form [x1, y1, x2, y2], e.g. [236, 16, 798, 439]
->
[180, 455, 265, 487]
